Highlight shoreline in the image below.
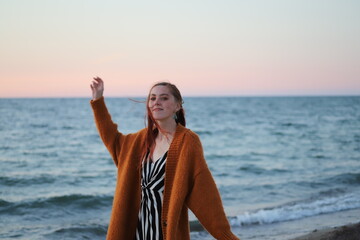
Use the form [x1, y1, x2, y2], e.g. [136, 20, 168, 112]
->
[291, 222, 360, 240]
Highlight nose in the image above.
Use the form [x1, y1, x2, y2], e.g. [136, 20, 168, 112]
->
[154, 98, 161, 106]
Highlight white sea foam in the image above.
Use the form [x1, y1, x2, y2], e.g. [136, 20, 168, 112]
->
[231, 191, 360, 227]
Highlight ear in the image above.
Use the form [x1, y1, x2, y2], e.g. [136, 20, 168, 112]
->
[175, 102, 181, 112]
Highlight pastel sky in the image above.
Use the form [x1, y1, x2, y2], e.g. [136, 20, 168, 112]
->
[1, 0, 359, 97]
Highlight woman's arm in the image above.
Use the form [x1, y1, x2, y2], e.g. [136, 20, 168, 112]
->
[186, 168, 239, 240]
[185, 134, 240, 240]
[90, 77, 123, 166]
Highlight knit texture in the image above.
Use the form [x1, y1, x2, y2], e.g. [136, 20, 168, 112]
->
[91, 97, 240, 240]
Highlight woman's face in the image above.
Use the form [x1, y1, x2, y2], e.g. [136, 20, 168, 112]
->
[148, 85, 180, 123]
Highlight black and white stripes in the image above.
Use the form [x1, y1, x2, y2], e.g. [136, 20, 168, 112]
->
[136, 151, 167, 240]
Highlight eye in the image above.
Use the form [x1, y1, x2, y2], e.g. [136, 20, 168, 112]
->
[161, 97, 168, 101]
[150, 97, 156, 101]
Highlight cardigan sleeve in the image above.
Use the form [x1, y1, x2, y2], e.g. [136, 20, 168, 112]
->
[185, 135, 240, 240]
[90, 96, 124, 167]
[186, 168, 240, 240]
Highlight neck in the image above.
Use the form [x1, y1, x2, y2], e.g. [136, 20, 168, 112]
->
[156, 119, 177, 139]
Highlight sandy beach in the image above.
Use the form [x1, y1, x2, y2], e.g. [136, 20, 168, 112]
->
[291, 222, 360, 240]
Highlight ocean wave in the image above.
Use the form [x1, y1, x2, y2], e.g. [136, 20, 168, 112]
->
[230, 191, 360, 227]
[28, 123, 49, 129]
[0, 194, 112, 215]
[0, 175, 57, 186]
[44, 224, 107, 239]
[0, 199, 11, 208]
[207, 153, 236, 160]
[22, 150, 59, 158]
[61, 126, 75, 130]
[326, 172, 360, 185]
[238, 164, 289, 175]
[290, 172, 360, 189]
[0, 146, 12, 150]
[194, 130, 213, 136]
[279, 122, 308, 129]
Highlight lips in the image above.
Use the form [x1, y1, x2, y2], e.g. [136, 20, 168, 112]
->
[153, 108, 163, 111]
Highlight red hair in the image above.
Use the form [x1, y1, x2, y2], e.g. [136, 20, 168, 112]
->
[141, 82, 185, 163]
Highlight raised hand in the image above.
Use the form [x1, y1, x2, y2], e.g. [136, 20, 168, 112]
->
[90, 77, 104, 100]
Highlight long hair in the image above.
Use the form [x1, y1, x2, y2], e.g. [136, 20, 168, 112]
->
[141, 82, 185, 163]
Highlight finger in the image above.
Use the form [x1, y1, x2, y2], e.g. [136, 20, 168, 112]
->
[96, 77, 103, 83]
[92, 77, 104, 87]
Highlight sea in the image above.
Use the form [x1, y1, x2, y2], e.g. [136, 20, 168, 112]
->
[1, 96, 359, 240]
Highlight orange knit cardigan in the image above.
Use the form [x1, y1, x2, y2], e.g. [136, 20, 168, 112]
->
[91, 97, 239, 240]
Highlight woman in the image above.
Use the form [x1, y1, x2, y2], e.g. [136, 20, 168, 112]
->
[90, 77, 239, 240]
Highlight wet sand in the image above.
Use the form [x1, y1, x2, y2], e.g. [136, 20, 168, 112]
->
[291, 222, 360, 240]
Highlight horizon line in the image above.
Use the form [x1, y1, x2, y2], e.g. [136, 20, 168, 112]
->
[1, 94, 359, 99]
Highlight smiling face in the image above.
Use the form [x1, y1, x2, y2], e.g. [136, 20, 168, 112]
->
[148, 85, 180, 123]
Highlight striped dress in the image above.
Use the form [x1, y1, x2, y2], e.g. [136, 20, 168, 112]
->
[135, 151, 168, 240]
